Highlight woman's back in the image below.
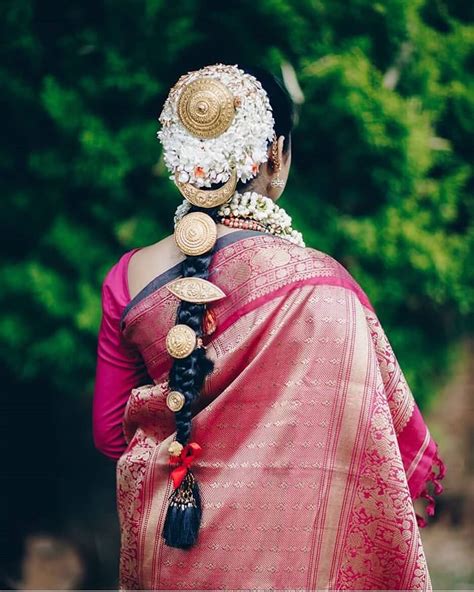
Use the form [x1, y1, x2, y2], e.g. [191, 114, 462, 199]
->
[92, 63, 445, 590]
[96, 231, 441, 590]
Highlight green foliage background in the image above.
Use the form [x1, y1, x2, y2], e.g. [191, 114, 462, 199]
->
[2, 0, 472, 405]
[0, 0, 472, 583]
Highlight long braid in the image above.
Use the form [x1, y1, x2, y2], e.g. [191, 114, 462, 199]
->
[169, 205, 218, 445]
[162, 205, 218, 548]
[159, 63, 294, 551]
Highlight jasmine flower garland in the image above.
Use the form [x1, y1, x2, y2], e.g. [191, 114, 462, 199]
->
[174, 191, 305, 248]
[158, 64, 275, 189]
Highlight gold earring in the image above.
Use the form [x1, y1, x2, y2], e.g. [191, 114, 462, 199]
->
[271, 135, 280, 170]
[270, 135, 285, 188]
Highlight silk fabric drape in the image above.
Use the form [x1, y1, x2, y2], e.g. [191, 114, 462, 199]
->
[96, 232, 444, 590]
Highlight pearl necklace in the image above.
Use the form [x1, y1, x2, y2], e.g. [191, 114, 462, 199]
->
[174, 191, 305, 248]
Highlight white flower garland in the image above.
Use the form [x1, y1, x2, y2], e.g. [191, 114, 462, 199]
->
[174, 192, 306, 248]
[158, 64, 275, 188]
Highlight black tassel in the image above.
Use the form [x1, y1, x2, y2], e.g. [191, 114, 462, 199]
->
[162, 470, 202, 549]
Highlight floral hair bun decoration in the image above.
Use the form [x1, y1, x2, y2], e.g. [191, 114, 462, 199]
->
[158, 64, 276, 549]
[157, 63, 276, 192]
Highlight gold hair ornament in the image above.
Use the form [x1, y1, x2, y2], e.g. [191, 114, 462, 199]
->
[174, 212, 217, 256]
[168, 440, 184, 456]
[175, 167, 238, 208]
[177, 77, 236, 139]
[166, 390, 186, 412]
[166, 324, 198, 359]
[165, 277, 226, 304]
[158, 64, 275, 192]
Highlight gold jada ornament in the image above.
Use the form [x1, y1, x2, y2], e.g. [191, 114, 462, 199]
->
[174, 212, 217, 256]
[166, 324, 197, 359]
[168, 440, 184, 456]
[166, 390, 186, 412]
[165, 277, 226, 304]
[177, 77, 236, 139]
[175, 167, 238, 208]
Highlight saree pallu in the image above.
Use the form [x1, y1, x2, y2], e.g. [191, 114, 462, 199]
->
[117, 232, 444, 591]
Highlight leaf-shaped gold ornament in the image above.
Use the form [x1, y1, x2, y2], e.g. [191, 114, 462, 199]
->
[165, 277, 226, 304]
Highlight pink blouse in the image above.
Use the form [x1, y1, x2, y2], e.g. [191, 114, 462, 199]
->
[92, 247, 150, 460]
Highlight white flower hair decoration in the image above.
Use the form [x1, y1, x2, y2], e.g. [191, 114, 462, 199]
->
[157, 63, 276, 188]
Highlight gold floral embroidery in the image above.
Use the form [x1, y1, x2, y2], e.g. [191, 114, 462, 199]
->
[365, 309, 415, 434]
[115, 236, 431, 590]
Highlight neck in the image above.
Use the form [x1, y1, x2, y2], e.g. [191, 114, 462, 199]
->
[173, 192, 305, 247]
[216, 190, 305, 247]
[240, 178, 280, 203]
[245, 177, 267, 197]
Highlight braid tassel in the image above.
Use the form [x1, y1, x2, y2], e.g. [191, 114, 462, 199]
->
[162, 471, 202, 548]
[162, 442, 203, 549]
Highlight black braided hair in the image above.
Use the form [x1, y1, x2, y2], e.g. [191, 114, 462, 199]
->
[167, 68, 295, 448]
[162, 66, 296, 548]
[168, 205, 219, 447]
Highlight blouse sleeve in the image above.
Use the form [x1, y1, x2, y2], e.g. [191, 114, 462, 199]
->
[92, 249, 151, 460]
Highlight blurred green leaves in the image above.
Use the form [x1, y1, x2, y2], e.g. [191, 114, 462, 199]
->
[0, 0, 472, 409]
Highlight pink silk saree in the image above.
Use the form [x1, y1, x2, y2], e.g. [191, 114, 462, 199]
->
[109, 231, 444, 591]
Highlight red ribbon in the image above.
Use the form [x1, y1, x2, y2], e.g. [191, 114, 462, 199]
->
[169, 442, 202, 489]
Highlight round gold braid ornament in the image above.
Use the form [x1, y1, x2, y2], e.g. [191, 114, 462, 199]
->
[175, 167, 237, 208]
[174, 212, 217, 256]
[166, 324, 197, 359]
[177, 77, 236, 139]
[166, 390, 186, 412]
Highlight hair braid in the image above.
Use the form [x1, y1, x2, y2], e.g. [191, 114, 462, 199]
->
[168, 205, 218, 446]
[160, 64, 295, 549]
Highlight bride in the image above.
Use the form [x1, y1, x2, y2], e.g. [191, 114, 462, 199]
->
[93, 63, 445, 590]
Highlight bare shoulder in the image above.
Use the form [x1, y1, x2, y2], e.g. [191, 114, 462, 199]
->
[126, 226, 244, 299]
[127, 234, 185, 299]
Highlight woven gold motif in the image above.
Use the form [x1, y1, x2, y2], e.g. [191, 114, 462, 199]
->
[166, 390, 186, 412]
[174, 212, 217, 256]
[175, 167, 237, 208]
[165, 277, 226, 304]
[177, 77, 235, 139]
[166, 324, 197, 358]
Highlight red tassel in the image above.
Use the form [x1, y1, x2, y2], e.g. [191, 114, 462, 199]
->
[415, 444, 447, 527]
[169, 442, 202, 489]
[203, 308, 217, 336]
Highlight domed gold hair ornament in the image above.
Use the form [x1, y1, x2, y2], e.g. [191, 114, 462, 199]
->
[174, 212, 217, 256]
[175, 167, 238, 208]
[166, 324, 198, 359]
[166, 390, 186, 412]
[165, 277, 226, 304]
[177, 77, 236, 139]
